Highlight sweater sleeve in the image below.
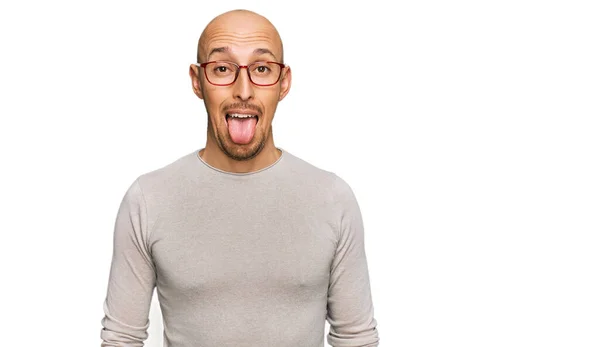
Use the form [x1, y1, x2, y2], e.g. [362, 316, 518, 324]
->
[326, 175, 379, 346]
[100, 178, 156, 347]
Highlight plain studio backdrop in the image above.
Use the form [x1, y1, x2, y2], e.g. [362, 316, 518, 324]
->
[0, 0, 598, 346]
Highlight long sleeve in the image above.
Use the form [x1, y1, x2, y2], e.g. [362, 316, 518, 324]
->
[100, 178, 156, 347]
[326, 175, 379, 347]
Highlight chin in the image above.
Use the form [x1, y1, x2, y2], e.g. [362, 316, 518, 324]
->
[217, 129, 266, 161]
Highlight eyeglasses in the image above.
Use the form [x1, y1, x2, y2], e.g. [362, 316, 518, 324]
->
[195, 61, 286, 86]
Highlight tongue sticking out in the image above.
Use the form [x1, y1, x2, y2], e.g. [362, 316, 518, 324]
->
[227, 116, 258, 144]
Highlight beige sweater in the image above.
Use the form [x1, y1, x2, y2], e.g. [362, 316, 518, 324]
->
[100, 147, 379, 346]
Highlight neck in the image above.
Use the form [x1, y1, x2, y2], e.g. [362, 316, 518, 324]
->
[200, 136, 281, 174]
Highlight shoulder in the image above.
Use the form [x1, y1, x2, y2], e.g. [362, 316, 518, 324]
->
[281, 149, 356, 205]
[119, 149, 200, 211]
[136, 149, 199, 188]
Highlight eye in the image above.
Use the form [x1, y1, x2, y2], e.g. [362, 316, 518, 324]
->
[212, 63, 234, 74]
[253, 63, 272, 74]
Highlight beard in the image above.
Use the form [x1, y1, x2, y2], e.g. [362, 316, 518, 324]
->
[208, 115, 268, 161]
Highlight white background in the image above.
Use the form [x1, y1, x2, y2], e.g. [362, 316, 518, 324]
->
[1, 0, 599, 346]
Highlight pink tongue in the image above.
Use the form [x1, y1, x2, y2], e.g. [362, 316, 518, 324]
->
[227, 117, 257, 144]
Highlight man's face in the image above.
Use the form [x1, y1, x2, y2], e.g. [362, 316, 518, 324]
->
[189, 12, 291, 161]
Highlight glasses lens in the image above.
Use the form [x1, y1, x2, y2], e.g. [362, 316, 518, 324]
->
[249, 62, 282, 85]
[205, 62, 237, 85]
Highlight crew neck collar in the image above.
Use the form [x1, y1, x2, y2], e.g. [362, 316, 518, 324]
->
[195, 147, 286, 176]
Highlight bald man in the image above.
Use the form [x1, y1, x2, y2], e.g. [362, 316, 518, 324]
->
[100, 9, 379, 347]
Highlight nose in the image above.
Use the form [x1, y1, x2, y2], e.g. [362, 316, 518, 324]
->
[232, 67, 254, 101]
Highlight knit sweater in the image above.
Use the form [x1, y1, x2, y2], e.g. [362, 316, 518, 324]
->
[100, 147, 379, 346]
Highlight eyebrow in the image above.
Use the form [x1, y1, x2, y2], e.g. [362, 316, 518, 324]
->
[253, 48, 277, 61]
[207, 46, 230, 58]
[207, 46, 278, 61]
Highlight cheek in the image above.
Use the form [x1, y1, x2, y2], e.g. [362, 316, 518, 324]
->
[257, 89, 282, 116]
[203, 88, 229, 114]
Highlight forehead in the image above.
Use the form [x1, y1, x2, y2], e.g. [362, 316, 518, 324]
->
[199, 15, 282, 61]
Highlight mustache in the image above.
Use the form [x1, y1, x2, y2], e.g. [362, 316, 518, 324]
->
[224, 102, 262, 115]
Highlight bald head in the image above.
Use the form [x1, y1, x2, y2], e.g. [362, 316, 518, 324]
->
[197, 9, 284, 63]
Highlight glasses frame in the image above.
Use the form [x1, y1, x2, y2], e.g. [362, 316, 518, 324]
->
[195, 61, 286, 87]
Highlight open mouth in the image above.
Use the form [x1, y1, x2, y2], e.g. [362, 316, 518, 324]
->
[225, 113, 259, 123]
[224, 113, 260, 144]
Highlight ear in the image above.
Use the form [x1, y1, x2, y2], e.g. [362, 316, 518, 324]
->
[278, 66, 292, 101]
[189, 64, 204, 100]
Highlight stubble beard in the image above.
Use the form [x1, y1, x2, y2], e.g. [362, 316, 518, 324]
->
[209, 116, 266, 161]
